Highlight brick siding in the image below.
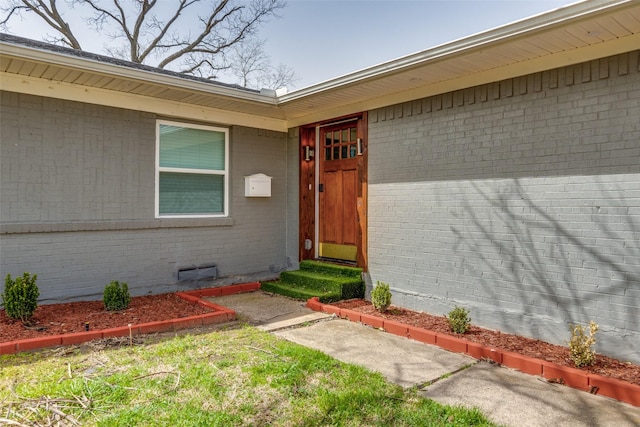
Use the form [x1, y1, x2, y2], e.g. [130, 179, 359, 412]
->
[367, 51, 640, 363]
[0, 94, 291, 302]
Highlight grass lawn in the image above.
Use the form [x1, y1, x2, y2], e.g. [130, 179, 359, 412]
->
[0, 326, 498, 426]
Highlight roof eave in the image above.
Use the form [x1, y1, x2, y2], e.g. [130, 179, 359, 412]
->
[278, 0, 634, 104]
[0, 38, 279, 106]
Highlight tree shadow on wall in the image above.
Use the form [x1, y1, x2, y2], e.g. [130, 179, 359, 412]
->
[450, 177, 639, 350]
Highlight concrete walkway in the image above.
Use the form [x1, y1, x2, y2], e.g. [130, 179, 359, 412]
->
[209, 291, 640, 427]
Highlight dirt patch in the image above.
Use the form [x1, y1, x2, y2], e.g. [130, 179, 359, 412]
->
[1, 293, 213, 342]
[334, 299, 640, 387]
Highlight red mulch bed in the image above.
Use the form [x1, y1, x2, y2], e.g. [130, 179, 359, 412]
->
[0, 293, 213, 342]
[2, 294, 638, 388]
[334, 299, 640, 387]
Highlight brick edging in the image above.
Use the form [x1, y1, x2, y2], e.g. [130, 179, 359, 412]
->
[306, 297, 640, 407]
[0, 283, 262, 356]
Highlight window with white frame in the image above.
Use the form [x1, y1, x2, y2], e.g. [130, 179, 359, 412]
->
[156, 121, 229, 217]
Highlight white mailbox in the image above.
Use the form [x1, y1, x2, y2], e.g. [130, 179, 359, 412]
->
[245, 173, 272, 197]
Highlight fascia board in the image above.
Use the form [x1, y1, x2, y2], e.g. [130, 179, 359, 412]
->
[278, 0, 635, 104]
[284, 30, 640, 128]
[0, 40, 278, 106]
[0, 72, 288, 132]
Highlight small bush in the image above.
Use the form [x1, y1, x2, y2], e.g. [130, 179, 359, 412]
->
[2, 272, 40, 322]
[568, 321, 598, 368]
[448, 306, 470, 334]
[371, 281, 392, 312]
[103, 280, 131, 311]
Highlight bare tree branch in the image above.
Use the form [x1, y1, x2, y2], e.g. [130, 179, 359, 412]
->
[156, 0, 243, 69]
[260, 62, 298, 90]
[180, 55, 227, 79]
[1, 0, 289, 81]
[228, 38, 297, 89]
[135, 0, 179, 62]
[1, 0, 82, 48]
[78, 0, 135, 58]
[0, 1, 28, 27]
[229, 38, 269, 87]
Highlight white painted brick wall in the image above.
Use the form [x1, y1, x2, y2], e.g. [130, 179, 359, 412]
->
[367, 51, 640, 363]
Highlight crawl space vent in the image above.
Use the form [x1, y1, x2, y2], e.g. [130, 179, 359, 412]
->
[177, 264, 217, 281]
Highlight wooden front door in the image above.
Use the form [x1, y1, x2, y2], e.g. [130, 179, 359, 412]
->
[319, 123, 360, 262]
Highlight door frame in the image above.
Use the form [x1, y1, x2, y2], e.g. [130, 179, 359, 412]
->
[298, 112, 368, 271]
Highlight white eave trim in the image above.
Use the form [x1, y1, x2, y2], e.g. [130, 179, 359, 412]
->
[0, 40, 279, 106]
[1, 0, 636, 122]
[279, 0, 635, 103]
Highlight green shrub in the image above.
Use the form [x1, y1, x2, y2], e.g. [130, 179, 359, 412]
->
[371, 281, 392, 312]
[103, 280, 131, 311]
[341, 280, 365, 300]
[568, 321, 598, 368]
[447, 306, 470, 334]
[2, 272, 39, 322]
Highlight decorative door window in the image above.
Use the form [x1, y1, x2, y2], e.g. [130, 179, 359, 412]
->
[325, 126, 358, 161]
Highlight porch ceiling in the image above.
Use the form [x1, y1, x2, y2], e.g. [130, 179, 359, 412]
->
[1, 0, 639, 130]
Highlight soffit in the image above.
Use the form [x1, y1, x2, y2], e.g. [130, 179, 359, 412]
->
[279, 0, 640, 126]
[0, 37, 286, 123]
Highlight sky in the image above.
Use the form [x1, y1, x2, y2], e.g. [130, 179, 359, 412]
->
[261, 0, 580, 88]
[3, 0, 581, 90]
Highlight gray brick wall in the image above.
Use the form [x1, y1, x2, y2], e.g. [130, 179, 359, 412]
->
[367, 51, 640, 363]
[286, 127, 301, 271]
[0, 93, 289, 302]
[0, 93, 156, 222]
